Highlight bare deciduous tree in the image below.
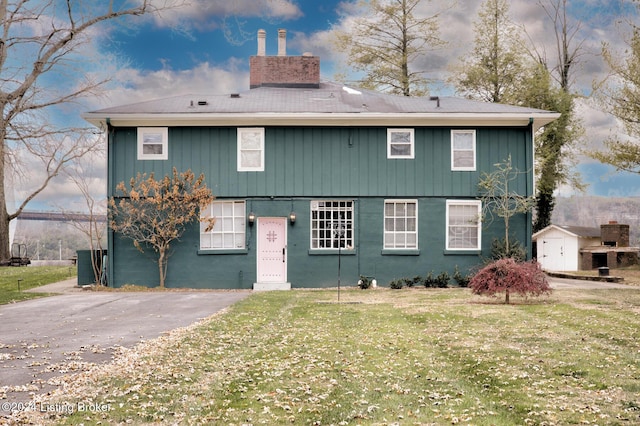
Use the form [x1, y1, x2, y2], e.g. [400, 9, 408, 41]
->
[532, 0, 587, 91]
[452, 0, 583, 232]
[450, 0, 527, 104]
[0, 0, 184, 263]
[478, 155, 536, 259]
[109, 168, 215, 288]
[333, 0, 449, 96]
[60, 148, 107, 284]
[527, 0, 586, 231]
[592, 11, 640, 174]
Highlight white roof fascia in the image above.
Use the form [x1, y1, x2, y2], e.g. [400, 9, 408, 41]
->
[532, 224, 593, 240]
[83, 112, 560, 131]
[532, 225, 566, 240]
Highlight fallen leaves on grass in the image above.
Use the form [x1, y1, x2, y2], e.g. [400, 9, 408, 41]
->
[7, 289, 640, 425]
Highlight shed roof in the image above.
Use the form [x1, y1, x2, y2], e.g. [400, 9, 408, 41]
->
[83, 81, 560, 129]
[532, 224, 601, 240]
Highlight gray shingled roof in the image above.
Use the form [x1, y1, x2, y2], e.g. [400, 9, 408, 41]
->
[83, 81, 560, 129]
[90, 81, 556, 115]
[533, 224, 602, 240]
[555, 225, 602, 238]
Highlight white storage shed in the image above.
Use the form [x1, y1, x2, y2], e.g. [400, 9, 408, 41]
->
[532, 225, 601, 271]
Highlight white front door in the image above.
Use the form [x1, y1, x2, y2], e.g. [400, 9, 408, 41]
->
[256, 217, 288, 288]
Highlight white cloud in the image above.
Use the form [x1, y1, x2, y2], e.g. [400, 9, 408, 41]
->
[13, 0, 640, 212]
[8, 141, 107, 214]
[89, 59, 249, 109]
[152, 0, 303, 34]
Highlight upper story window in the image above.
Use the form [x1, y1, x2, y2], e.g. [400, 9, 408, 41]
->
[446, 200, 481, 250]
[310, 200, 354, 249]
[387, 129, 414, 159]
[137, 127, 168, 160]
[237, 128, 265, 171]
[384, 200, 418, 249]
[451, 130, 476, 171]
[200, 200, 246, 250]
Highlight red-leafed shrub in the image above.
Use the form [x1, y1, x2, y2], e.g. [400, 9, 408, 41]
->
[469, 258, 552, 304]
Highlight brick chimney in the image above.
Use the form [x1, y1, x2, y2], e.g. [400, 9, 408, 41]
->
[250, 29, 320, 89]
[601, 221, 630, 247]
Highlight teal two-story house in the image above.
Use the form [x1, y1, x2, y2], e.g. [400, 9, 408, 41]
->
[84, 30, 559, 290]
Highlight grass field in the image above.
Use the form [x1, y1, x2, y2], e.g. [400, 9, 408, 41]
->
[0, 265, 76, 304]
[14, 285, 640, 425]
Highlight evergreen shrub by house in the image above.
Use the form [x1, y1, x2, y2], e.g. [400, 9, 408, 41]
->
[388, 271, 455, 289]
[358, 275, 373, 289]
[403, 276, 421, 287]
[423, 271, 436, 288]
[453, 266, 471, 287]
[389, 278, 404, 289]
[435, 271, 450, 288]
[490, 237, 527, 261]
[422, 271, 450, 288]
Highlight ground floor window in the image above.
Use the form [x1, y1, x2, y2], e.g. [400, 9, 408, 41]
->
[446, 200, 481, 250]
[384, 199, 418, 249]
[200, 200, 246, 249]
[310, 200, 354, 249]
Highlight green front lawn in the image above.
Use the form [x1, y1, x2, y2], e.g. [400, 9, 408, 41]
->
[0, 265, 76, 304]
[18, 286, 640, 425]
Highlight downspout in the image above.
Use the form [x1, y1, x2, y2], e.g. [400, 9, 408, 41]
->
[106, 118, 114, 286]
[529, 117, 535, 196]
[527, 117, 534, 260]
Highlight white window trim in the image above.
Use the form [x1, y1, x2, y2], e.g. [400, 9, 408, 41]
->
[446, 200, 482, 251]
[384, 199, 418, 249]
[310, 200, 355, 250]
[451, 129, 476, 171]
[387, 128, 415, 159]
[137, 127, 168, 160]
[200, 200, 246, 250]
[237, 127, 265, 172]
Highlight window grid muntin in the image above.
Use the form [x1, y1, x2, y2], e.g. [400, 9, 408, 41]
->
[310, 200, 354, 249]
[446, 200, 481, 250]
[237, 128, 265, 171]
[387, 129, 415, 159]
[384, 200, 418, 249]
[200, 200, 246, 249]
[451, 130, 476, 170]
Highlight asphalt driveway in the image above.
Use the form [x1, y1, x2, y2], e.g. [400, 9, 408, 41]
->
[0, 281, 249, 414]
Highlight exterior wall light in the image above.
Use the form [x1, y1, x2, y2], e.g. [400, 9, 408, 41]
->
[289, 211, 296, 224]
[248, 212, 256, 225]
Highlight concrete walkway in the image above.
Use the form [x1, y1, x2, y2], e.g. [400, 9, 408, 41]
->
[23, 277, 84, 294]
[546, 275, 635, 290]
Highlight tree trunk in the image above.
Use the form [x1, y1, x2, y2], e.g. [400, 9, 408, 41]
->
[0, 208, 9, 263]
[158, 247, 166, 288]
[0, 131, 11, 263]
[505, 288, 510, 304]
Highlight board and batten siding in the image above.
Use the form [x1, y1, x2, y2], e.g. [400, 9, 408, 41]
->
[107, 196, 527, 289]
[108, 126, 533, 198]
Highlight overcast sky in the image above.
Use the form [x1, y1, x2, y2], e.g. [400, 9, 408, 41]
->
[11, 0, 640, 212]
